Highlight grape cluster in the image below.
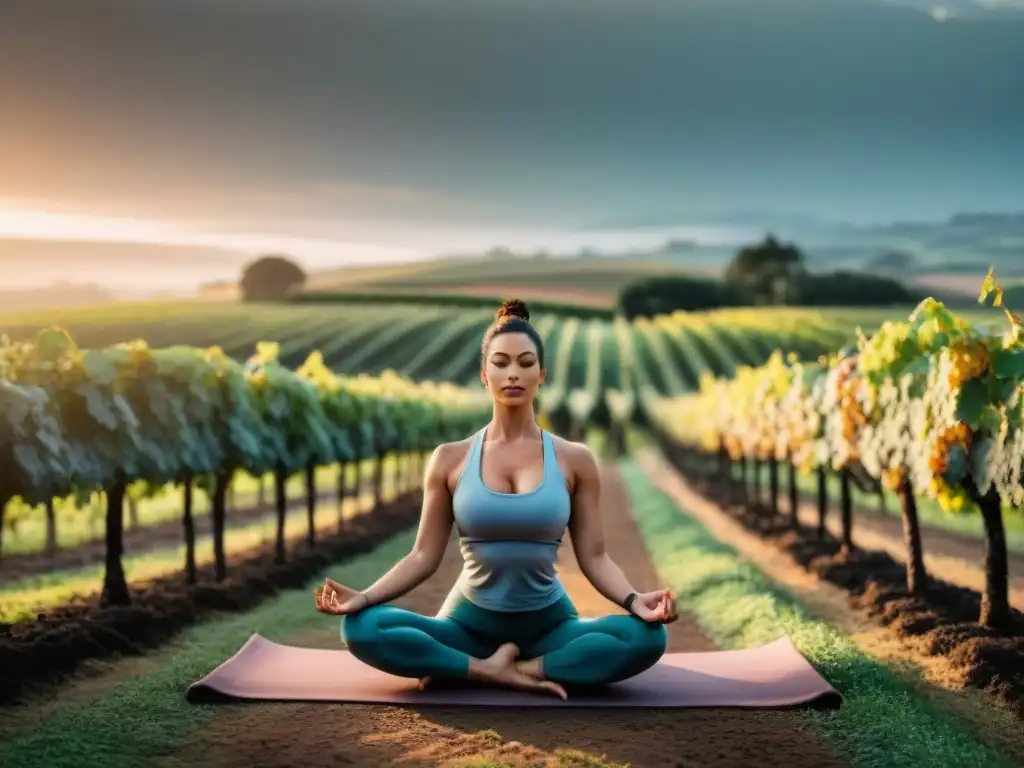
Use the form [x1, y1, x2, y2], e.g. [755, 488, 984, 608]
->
[945, 341, 990, 389]
[882, 465, 904, 491]
[835, 364, 867, 464]
[928, 421, 971, 476]
[654, 279, 1024, 514]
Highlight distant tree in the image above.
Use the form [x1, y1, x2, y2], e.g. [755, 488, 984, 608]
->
[616, 275, 748, 319]
[240, 255, 306, 302]
[724, 234, 806, 305]
[793, 270, 919, 306]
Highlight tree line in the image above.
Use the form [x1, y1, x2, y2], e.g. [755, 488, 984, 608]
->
[618, 235, 919, 320]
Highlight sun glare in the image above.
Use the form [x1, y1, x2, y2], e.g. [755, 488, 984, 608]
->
[0, 206, 181, 243]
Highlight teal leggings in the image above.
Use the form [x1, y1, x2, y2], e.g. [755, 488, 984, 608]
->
[340, 591, 667, 686]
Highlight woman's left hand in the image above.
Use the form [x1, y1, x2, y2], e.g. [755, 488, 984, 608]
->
[630, 588, 678, 624]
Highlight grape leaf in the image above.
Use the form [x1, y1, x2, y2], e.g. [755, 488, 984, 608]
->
[990, 348, 1024, 379]
[978, 266, 1003, 307]
[943, 444, 968, 485]
[955, 378, 989, 430]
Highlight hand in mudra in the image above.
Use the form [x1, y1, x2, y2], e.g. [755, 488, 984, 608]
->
[630, 589, 678, 624]
[313, 578, 368, 616]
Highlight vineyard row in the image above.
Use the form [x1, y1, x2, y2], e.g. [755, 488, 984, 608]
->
[650, 277, 1024, 631]
[0, 330, 491, 608]
[1, 303, 859, 432]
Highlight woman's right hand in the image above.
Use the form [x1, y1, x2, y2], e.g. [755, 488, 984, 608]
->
[313, 577, 369, 615]
[629, 588, 678, 624]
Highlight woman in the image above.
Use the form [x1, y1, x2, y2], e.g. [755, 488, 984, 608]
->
[314, 299, 677, 700]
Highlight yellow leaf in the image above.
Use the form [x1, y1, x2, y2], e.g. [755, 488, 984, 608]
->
[256, 341, 280, 364]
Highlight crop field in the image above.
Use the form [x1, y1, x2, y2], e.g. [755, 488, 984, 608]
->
[2, 286, 1023, 767]
[301, 254, 709, 306]
[3, 299, 975, 434]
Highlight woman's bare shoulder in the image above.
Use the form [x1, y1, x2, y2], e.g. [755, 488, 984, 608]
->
[548, 433, 599, 491]
[549, 433, 596, 463]
[429, 434, 478, 490]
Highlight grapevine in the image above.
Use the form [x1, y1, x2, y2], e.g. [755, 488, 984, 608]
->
[650, 268, 1024, 629]
[0, 327, 492, 605]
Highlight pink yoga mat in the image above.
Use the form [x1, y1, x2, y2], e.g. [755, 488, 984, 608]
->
[185, 633, 842, 709]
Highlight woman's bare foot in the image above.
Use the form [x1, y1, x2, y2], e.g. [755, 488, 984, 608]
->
[469, 643, 567, 700]
[515, 657, 543, 680]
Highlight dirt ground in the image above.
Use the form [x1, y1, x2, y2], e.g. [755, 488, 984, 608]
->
[789, 488, 1024, 611]
[160, 464, 844, 768]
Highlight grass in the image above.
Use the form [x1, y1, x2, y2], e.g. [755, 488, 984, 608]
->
[1, 458, 395, 558]
[0, 481, 401, 622]
[0, 529, 418, 768]
[302, 254, 690, 296]
[687, 452, 1024, 556]
[792, 470, 1024, 554]
[619, 458, 1014, 768]
[1, 449, 1012, 767]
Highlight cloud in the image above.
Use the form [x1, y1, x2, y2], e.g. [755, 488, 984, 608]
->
[3, 0, 1023, 231]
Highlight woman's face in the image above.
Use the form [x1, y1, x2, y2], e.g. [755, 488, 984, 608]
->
[482, 331, 546, 405]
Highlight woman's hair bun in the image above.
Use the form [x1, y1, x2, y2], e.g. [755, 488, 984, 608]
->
[496, 298, 530, 323]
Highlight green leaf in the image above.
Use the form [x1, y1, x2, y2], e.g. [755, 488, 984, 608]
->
[978, 404, 1003, 433]
[955, 378, 989, 430]
[989, 347, 1024, 379]
[80, 385, 118, 429]
[1002, 308, 1022, 344]
[899, 355, 930, 379]
[978, 266, 1002, 306]
[943, 444, 968, 485]
[81, 351, 118, 386]
[969, 434, 996, 493]
[35, 327, 75, 360]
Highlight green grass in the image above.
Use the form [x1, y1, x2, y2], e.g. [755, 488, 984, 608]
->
[2, 452, 1012, 767]
[0, 458, 392, 559]
[619, 458, 1014, 768]
[0, 492, 371, 622]
[0, 529, 419, 768]
[303, 254, 689, 295]
[293, 289, 617, 318]
[0, 460, 415, 622]
[791, 470, 1024, 554]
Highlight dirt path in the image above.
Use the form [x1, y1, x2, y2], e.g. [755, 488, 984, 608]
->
[160, 463, 844, 768]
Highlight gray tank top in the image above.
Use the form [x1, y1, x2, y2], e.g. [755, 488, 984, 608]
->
[450, 428, 571, 612]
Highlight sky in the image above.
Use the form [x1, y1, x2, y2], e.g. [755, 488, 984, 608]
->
[2, 0, 1024, 289]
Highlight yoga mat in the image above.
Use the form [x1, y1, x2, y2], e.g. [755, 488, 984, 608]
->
[186, 633, 842, 709]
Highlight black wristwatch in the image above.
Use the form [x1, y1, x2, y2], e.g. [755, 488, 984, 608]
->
[622, 591, 638, 614]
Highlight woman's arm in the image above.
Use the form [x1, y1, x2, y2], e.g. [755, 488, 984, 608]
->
[566, 445, 640, 608]
[354, 443, 458, 607]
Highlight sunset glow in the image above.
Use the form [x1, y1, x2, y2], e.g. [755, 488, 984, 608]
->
[0, 206, 184, 244]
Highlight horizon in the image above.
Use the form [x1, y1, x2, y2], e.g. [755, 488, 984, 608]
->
[1, 201, 1021, 297]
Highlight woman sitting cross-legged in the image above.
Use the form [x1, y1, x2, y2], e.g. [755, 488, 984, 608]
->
[313, 299, 676, 700]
